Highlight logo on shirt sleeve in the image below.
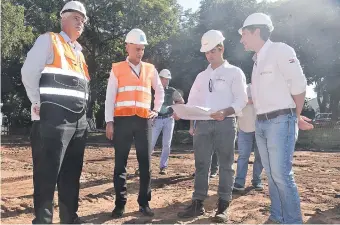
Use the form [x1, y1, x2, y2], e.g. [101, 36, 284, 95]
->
[289, 58, 296, 63]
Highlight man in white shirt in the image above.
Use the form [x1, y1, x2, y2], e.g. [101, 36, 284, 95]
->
[177, 30, 248, 223]
[233, 84, 263, 192]
[21, 1, 89, 224]
[104, 29, 164, 218]
[239, 13, 313, 224]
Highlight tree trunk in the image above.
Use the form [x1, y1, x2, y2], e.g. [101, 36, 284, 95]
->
[317, 91, 328, 113]
[330, 93, 340, 121]
[86, 43, 98, 119]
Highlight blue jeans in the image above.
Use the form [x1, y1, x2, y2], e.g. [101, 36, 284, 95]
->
[150, 117, 175, 169]
[235, 130, 263, 187]
[255, 113, 302, 224]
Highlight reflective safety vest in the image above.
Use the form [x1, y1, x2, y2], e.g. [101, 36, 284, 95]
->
[39, 32, 90, 113]
[112, 61, 155, 118]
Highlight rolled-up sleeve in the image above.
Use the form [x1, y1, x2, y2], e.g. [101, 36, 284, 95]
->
[151, 69, 164, 112]
[21, 33, 52, 105]
[277, 43, 307, 95]
[104, 71, 118, 122]
[230, 68, 248, 115]
[173, 90, 184, 103]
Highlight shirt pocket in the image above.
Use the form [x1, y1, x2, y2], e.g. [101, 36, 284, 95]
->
[214, 77, 227, 92]
[259, 65, 275, 86]
[260, 65, 274, 76]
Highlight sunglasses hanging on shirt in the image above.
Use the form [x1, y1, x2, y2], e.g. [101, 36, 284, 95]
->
[209, 79, 213, 92]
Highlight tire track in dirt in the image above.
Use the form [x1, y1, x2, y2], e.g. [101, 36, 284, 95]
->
[2, 175, 33, 183]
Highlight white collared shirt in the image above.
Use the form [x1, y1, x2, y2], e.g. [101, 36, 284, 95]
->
[251, 40, 307, 115]
[104, 57, 164, 122]
[238, 84, 256, 132]
[21, 31, 83, 121]
[187, 61, 248, 118]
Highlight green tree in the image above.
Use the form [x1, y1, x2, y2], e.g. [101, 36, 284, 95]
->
[1, 0, 35, 129]
[10, 0, 181, 128]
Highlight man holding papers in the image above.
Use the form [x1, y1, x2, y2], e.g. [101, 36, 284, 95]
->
[177, 30, 247, 223]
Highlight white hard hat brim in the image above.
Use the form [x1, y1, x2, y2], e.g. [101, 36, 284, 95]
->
[60, 9, 87, 20]
[125, 39, 148, 45]
[160, 76, 171, 79]
[200, 37, 225, 52]
[238, 25, 274, 35]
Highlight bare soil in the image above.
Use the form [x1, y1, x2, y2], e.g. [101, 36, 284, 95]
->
[1, 144, 340, 224]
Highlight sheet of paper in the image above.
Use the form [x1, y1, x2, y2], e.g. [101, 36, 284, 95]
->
[170, 104, 214, 120]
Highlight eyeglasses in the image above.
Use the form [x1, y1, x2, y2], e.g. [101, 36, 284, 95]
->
[209, 79, 213, 92]
[71, 15, 86, 24]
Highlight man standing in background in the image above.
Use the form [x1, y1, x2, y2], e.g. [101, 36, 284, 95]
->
[149, 69, 184, 175]
[233, 83, 263, 192]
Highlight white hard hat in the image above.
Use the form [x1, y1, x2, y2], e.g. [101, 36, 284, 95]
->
[125, 28, 148, 45]
[238, 13, 274, 35]
[200, 30, 225, 52]
[159, 69, 171, 79]
[60, 1, 87, 20]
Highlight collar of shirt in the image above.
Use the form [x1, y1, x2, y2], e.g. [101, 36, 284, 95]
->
[206, 60, 230, 72]
[126, 57, 141, 74]
[60, 31, 83, 52]
[252, 40, 272, 63]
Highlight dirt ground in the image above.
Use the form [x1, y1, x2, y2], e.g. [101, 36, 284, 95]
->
[1, 143, 340, 224]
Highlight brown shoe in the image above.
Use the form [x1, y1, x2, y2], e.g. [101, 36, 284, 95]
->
[159, 167, 167, 175]
[263, 218, 280, 224]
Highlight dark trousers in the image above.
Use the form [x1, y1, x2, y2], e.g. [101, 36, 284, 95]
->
[211, 151, 219, 173]
[113, 116, 151, 207]
[30, 104, 87, 224]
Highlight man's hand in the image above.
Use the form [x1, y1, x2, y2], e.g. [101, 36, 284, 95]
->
[173, 113, 180, 120]
[33, 105, 40, 116]
[298, 115, 314, 130]
[189, 127, 195, 136]
[210, 110, 226, 121]
[148, 110, 158, 119]
[106, 121, 114, 140]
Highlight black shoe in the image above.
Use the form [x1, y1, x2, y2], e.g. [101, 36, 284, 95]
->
[71, 217, 86, 224]
[212, 199, 230, 223]
[233, 183, 245, 192]
[253, 183, 264, 191]
[111, 206, 125, 218]
[177, 199, 205, 218]
[210, 171, 218, 178]
[139, 205, 154, 217]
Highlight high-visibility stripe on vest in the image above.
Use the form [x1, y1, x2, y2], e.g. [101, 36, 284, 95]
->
[39, 32, 90, 113]
[112, 61, 154, 118]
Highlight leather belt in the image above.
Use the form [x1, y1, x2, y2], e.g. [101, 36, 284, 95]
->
[257, 108, 295, 121]
[156, 114, 173, 119]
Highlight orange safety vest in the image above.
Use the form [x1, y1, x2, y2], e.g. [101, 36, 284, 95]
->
[112, 61, 154, 118]
[46, 32, 89, 79]
[40, 32, 90, 113]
